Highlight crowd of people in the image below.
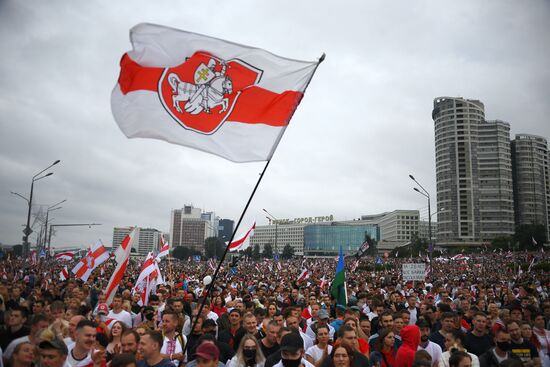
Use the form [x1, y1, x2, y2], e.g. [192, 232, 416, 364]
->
[0, 250, 549, 367]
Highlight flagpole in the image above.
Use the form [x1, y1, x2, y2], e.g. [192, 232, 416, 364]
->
[168, 255, 174, 294]
[183, 53, 325, 356]
[184, 159, 272, 356]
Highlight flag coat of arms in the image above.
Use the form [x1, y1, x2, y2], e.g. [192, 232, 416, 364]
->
[111, 23, 321, 162]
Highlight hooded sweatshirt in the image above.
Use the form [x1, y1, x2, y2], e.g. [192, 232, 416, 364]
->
[395, 325, 420, 367]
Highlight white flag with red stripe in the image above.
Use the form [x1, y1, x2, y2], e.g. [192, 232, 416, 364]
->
[71, 241, 109, 282]
[105, 227, 137, 305]
[319, 275, 327, 290]
[111, 23, 321, 162]
[157, 235, 169, 259]
[55, 251, 75, 261]
[228, 221, 256, 252]
[59, 266, 69, 281]
[297, 268, 309, 283]
[134, 252, 157, 286]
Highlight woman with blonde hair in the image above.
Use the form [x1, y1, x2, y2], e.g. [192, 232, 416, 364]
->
[226, 334, 266, 367]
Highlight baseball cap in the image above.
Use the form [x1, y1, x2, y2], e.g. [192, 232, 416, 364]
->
[97, 303, 109, 315]
[39, 339, 68, 355]
[280, 332, 303, 353]
[318, 309, 329, 319]
[195, 342, 220, 361]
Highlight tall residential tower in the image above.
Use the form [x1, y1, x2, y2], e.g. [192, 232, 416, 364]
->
[511, 134, 550, 239]
[432, 97, 514, 246]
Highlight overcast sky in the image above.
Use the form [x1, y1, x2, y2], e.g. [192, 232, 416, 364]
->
[1, 0, 549, 249]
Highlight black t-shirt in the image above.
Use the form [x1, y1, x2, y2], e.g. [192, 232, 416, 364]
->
[260, 341, 280, 360]
[137, 358, 174, 367]
[464, 331, 494, 357]
[510, 340, 538, 363]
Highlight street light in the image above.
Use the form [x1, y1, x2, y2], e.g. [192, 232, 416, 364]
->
[263, 208, 279, 255]
[47, 223, 101, 250]
[409, 174, 433, 275]
[19, 160, 61, 258]
[44, 199, 67, 252]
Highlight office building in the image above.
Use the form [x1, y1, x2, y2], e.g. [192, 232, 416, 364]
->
[433, 97, 514, 246]
[112, 226, 162, 256]
[512, 134, 550, 239]
[218, 219, 234, 242]
[361, 210, 420, 250]
[169, 205, 213, 254]
[303, 222, 379, 257]
[250, 222, 306, 256]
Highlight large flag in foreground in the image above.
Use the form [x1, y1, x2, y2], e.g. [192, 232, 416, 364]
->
[331, 245, 347, 306]
[111, 23, 321, 162]
[105, 228, 137, 304]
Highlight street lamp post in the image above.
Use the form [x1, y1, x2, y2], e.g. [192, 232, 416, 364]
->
[263, 209, 279, 256]
[48, 223, 101, 251]
[44, 199, 66, 253]
[22, 160, 60, 258]
[409, 174, 433, 275]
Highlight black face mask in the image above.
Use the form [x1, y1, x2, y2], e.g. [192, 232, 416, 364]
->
[281, 357, 302, 367]
[497, 342, 511, 351]
[145, 313, 154, 321]
[243, 349, 256, 360]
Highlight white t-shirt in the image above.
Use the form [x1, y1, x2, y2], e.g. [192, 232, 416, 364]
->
[66, 344, 93, 367]
[418, 341, 443, 367]
[305, 344, 333, 363]
[107, 309, 132, 328]
[300, 330, 314, 351]
[305, 322, 336, 341]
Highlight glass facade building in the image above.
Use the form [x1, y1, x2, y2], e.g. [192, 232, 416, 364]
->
[303, 223, 380, 257]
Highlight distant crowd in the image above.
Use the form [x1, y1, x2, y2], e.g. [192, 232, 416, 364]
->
[0, 250, 549, 367]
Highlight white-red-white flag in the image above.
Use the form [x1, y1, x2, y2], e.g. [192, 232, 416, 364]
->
[71, 241, 109, 282]
[134, 252, 157, 286]
[157, 236, 169, 259]
[105, 228, 137, 305]
[228, 221, 256, 252]
[111, 23, 322, 162]
[59, 266, 69, 281]
[319, 275, 327, 290]
[55, 251, 75, 261]
[297, 268, 309, 283]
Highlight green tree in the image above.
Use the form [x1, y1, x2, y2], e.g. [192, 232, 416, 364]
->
[491, 235, 512, 251]
[243, 247, 253, 258]
[263, 243, 273, 259]
[514, 224, 547, 250]
[172, 246, 191, 260]
[282, 244, 294, 259]
[252, 243, 261, 260]
[204, 237, 225, 259]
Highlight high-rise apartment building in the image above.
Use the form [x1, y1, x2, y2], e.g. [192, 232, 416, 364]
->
[511, 134, 550, 239]
[433, 97, 514, 246]
[169, 205, 211, 254]
[478, 120, 515, 238]
[112, 226, 162, 256]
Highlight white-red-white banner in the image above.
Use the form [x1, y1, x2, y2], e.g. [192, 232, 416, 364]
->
[105, 228, 137, 305]
[55, 251, 75, 261]
[157, 236, 169, 259]
[71, 241, 109, 282]
[228, 221, 256, 252]
[111, 23, 321, 162]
